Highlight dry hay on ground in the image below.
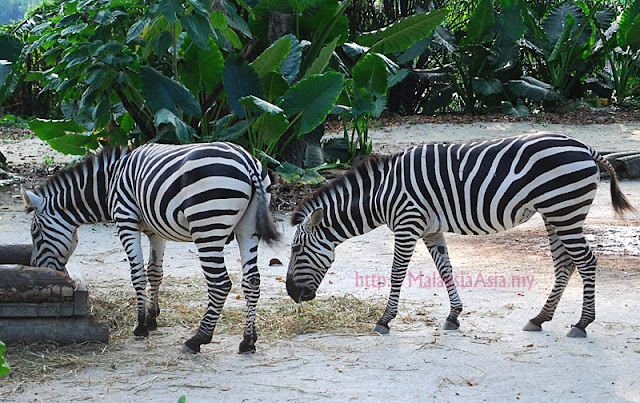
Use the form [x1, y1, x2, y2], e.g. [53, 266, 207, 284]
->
[2, 277, 404, 384]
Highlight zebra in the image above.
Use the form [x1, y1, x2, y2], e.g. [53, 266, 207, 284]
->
[286, 133, 635, 338]
[21, 142, 279, 354]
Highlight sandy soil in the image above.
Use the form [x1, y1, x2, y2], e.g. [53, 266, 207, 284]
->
[1, 122, 640, 402]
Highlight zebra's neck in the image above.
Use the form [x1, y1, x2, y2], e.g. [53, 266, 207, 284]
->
[294, 155, 397, 244]
[37, 147, 129, 224]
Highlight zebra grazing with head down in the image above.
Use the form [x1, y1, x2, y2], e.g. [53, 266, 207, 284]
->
[22, 142, 279, 354]
[287, 133, 635, 337]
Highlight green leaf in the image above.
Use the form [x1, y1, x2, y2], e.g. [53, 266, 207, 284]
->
[0, 34, 23, 63]
[217, 118, 255, 141]
[152, 30, 173, 55]
[356, 9, 449, 55]
[279, 71, 344, 135]
[60, 24, 88, 36]
[29, 119, 86, 141]
[48, 133, 99, 155]
[619, 0, 640, 49]
[251, 36, 292, 78]
[495, 0, 524, 43]
[0, 341, 10, 377]
[352, 53, 389, 94]
[544, 3, 588, 48]
[290, 0, 324, 13]
[280, 34, 301, 85]
[126, 18, 150, 44]
[240, 95, 284, 115]
[180, 39, 224, 94]
[224, 27, 242, 49]
[501, 99, 530, 117]
[303, 37, 338, 79]
[277, 161, 326, 184]
[141, 66, 202, 117]
[262, 72, 290, 103]
[507, 77, 564, 101]
[159, 0, 184, 24]
[472, 77, 503, 96]
[182, 14, 213, 49]
[211, 11, 227, 30]
[462, 0, 494, 45]
[188, 0, 210, 16]
[223, 53, 265, 119]
[258, 112, 288, 147]
[548, 13, 575, 63]
[153, 108, 195, 143]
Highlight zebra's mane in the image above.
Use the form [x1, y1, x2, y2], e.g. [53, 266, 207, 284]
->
[291, 153, 398, 225]
[29, 146, 130, 206]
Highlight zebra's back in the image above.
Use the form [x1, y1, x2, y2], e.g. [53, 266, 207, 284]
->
[115, 142, 264, 242]
[393, 133, 599, 235]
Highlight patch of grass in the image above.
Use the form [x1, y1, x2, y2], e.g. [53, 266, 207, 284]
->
[0, 114, 31, 130]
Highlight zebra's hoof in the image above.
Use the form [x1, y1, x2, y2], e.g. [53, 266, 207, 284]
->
[181, 345, 198, 354]
[442, 319, 460, 331]
[372, 323, 389, 335]
[146, 318, 158, 331]
[133, 325, 149, 337]
[523, 320, 542, 332]
[567, 326, 587, 338]
[238, 341, 256, 354]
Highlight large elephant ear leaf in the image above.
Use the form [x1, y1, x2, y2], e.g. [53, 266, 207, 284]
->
[223, 54, 265, 119]
[0, 34, 23, 97]
[356, 9, 449, 55]
[462, 0, 494, 45]
[141, 66, 202, 117]
[618, 0, 640, 50]
[279, 71, 344, 136]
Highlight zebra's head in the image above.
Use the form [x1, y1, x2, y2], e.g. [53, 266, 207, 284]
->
[287, 207, 335, 303]
[21, 187, 79, 270]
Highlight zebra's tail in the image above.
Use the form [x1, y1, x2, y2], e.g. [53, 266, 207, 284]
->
[250, 168, 280, 244]
[591, 150, 637, 215]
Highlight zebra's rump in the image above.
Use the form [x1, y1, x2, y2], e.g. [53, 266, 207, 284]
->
[119, 143, 260, 242]
[397, 133, 600, 235]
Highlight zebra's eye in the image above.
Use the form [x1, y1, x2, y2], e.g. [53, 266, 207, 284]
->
[292, 244, 302, 253]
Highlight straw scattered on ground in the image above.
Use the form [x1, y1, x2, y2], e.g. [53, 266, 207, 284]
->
[2, 277, 437, 386]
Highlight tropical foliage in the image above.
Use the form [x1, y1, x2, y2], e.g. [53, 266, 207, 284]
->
[0, 0, 638, 174]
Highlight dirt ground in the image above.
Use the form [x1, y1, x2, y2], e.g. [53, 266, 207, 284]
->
[1, 122, 640, 402]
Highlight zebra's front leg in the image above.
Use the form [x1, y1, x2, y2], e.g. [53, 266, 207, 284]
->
[423, 233, 463, 331]
[235, 231, 261, 353]
[373, 231, 419, 334]
[146, 233, 166, 331]
[118, 223, 149, 337]
[524, 220, 576, 332]
[182, 243, 231, 354]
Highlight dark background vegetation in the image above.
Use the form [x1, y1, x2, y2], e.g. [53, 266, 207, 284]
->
[0, 0, 639, 180]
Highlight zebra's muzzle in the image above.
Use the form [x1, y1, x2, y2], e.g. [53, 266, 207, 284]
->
[286, 275, 316, 303]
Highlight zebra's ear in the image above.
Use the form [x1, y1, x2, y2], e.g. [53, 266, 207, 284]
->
[21, 187, 44, 213]
[309, 207, 324, 227]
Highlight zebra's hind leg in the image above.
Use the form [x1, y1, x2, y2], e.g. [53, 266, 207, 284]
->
[182, 241, 232, 354]
[373, 230, 419, 334]
[117, 223, 149, 337]
[146, 234, 166, 331]
[235, 231, 261, 353]
[524, 220, 576, 332]
[562, 232, 597, 338]
[423, 233, 463, 331]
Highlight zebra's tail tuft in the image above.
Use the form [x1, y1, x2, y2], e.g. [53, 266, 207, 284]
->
[592, 150, 637, 215]
[252, 172, 280, 244]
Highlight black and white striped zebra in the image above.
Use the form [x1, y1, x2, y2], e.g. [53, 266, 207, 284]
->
[286, 133, 635, 337]
[22, 142, 279, 353]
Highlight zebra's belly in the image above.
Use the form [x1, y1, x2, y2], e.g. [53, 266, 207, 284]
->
[443, 207, 537, 236]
